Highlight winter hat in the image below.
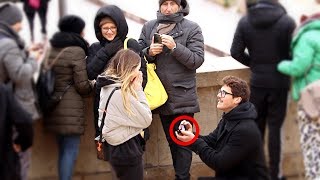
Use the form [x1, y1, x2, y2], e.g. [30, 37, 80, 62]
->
[0, 3, 23, 26]
[99, 17, 115, 27]
[58, 15, 85, 34]
[159, 0, 181, 6]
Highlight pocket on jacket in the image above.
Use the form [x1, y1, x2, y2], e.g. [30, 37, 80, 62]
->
[170, 80, 197, 109]
[172, 80, 195, 89]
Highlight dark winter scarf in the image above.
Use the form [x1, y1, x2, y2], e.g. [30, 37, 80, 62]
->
[156, 11, 183, 34]
[50, 32, 89, 55]
[156, 0, 189, 34]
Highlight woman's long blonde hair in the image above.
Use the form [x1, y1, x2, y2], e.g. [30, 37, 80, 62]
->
[103, 49, 141, 116]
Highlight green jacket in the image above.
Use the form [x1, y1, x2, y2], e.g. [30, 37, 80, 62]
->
[278, 20, 320, 101]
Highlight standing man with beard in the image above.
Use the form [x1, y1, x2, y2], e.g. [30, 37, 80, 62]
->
[230, 0, 296, 179]
[139, 0, 204, 179]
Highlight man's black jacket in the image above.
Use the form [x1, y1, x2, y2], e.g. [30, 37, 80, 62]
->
[230, 0, 296, 89]
[191, 102, 269, 180]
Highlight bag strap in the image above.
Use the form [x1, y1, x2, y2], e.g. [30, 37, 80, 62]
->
[43, 46, 71, 71]
[144, 56, 149, 64]
[99, 87, 120, 142]
[123, 37, 131, 49]
[57, 80, 74, 99]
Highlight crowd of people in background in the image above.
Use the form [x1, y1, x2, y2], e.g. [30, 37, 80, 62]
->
[0, 0, 320, 180]
[21, 0, 50, 42]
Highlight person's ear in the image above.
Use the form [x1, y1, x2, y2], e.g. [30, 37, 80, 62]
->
[80, 31, 85, 37]
[234, 97, 242, 104]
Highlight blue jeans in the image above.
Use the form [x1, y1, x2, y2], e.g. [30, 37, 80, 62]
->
[56, 135, 80, 180]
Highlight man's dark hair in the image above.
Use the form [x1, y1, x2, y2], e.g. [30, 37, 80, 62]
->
[222, 76, 250, 103]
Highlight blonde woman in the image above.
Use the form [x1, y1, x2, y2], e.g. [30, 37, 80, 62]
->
[96, 49, 152, 180]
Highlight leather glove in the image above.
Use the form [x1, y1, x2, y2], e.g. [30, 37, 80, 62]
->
[104, 37, 123, 57]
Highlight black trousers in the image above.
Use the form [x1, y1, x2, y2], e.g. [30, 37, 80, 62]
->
[109, 135, 144, 180]
[250, 87, 288, 180]
[160, 113, 193, 180]
[25, 6, 48, 41]
[111, 159, 143, 180]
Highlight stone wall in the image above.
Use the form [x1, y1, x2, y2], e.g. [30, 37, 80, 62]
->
[29, 57, 304, 180]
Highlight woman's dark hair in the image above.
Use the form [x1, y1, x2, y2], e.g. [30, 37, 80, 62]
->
[222, 76, 250, 103]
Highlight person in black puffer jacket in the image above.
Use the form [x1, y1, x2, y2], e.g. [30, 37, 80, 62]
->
[86, 5, 147, 138]
[230, 1, 296, 179]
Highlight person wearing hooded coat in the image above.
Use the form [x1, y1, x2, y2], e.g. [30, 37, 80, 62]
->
[44, 15, 92, 180]
[138, 0, 204, 179]
[0, 2, 41, 180]
[278, 13, 320, 180]
[230, 0, 296, 179]
[86, 5, 147, 139]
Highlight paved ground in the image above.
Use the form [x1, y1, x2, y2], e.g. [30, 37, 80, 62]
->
[16, 0, 320, 73]
[18, 0, 320, 48]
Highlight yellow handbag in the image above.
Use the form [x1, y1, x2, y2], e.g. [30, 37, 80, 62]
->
[124, 37, 168, 110]
[144, 60, 168, 110]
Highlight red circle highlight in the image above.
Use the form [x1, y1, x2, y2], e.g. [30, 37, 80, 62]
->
[169, 115, 200, 146]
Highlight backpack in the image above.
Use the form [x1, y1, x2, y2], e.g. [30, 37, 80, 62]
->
[36, 46, 72, 116]
[298, 79, 320, 121]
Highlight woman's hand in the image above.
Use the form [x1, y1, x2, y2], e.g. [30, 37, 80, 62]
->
[28, 42, 43, 52]
[132, 71, 143, 90]
[29, 49, 43, 61]
[28, 43, 44, 61]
